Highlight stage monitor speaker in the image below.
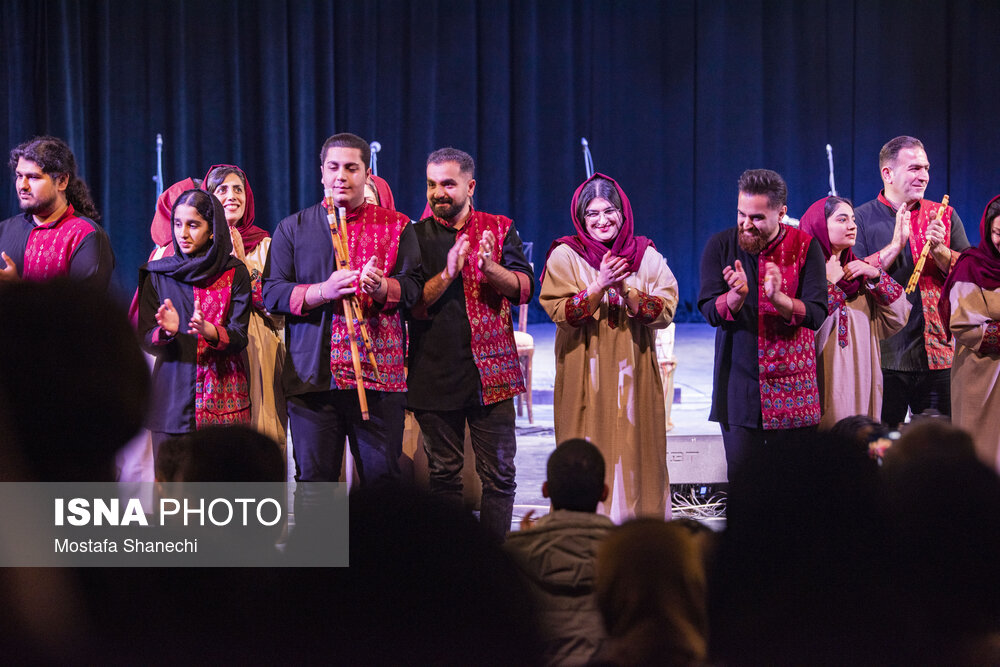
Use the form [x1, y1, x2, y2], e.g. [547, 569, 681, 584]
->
[667, 435, 728, 484]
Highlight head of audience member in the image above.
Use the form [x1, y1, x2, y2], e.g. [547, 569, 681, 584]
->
[709, 431, 896, 663]
[426, 147, 476, 224]
[320, 133, 370, 211]
[154, 425, 284, 483]
[880, 419, 1000, 663]
[544, 438, 608, 512]
[594, 518, 709, 666]
[879, 135, 929, 207]
[573, 176, 626, 246]
[311, 483, 543, 665]
[0, 280, 148, 481]
[9, 136, 100, 221]
[829, 414, 891, 460]
[736, 168, 788, 254]
[882, 414, 976, 468]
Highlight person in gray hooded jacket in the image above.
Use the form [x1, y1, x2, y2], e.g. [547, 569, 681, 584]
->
[505, 439, 613, 666]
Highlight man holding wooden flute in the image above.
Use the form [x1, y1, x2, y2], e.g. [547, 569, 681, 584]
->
[854, 135, 970, 428]
[263, 133, 423, 491]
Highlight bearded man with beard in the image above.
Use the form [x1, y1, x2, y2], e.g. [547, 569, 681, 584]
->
[407, 147, 534, 544]
[0, 136, 113, 289]
[698, 169, 827, 475]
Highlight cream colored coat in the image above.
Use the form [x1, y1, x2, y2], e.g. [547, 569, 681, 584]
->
[235, 235, 288, 448]
[541, 245, 678, 522]
[814, 279, 910, 429]
[948, 281, 1000, 471]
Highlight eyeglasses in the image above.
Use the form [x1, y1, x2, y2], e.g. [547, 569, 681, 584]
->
[583, 207, 620, 222]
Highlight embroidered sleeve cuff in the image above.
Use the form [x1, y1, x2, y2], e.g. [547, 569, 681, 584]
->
[383, 277, 401, 309]
[981, 320, 1000, 355]
[290, 284, 310, 316]
[629, 291, 664, 324]
[950, 249, 962, 269]
[786, 299, 806, 326]
[827, 283, 846, 314]
[206, 326, 230, 350]
[869, 270, 904, 306]
[251, 271, 266, 312]
[515, 271, 532, 305]
[565, 288, 594, 326]
[715, 293, 737, 321]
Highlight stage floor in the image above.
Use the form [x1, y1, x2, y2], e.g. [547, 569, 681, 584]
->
[509, 322, 725, 528]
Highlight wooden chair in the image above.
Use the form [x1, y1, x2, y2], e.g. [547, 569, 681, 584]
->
[514, 301, 534, 423]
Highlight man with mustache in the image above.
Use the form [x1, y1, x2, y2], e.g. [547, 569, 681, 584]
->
[698, 169, 827, 474]
[407, 147, 534, 543]
[0, 136, 113, 289]
[853, 136, 970, 428]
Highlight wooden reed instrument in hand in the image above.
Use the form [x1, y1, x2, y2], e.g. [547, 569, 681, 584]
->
[323, 189, 381, 420]
[905, 194, 949, 294]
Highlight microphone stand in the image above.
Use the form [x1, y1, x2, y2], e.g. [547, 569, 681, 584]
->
[826, 144, 837, 197]
[581, 137, 594, 178]
[370, 141, 381, 177]
[153, 134, 164, 198]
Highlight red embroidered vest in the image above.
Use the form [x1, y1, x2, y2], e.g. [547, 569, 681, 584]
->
[757, 225, 821, 430]
[455, 211, 525, 405]
[22, 205, 96, 281]
[329, 203, 409, 392]
[906, 198, 954, 370]
[194, 268, 251, 426]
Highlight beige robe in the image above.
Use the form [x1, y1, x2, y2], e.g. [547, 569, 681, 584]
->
[541, 245, 678, 522]
[814, 281, 911, 429]
[948, 281, 1000, 471]
[238, 236, 288, 448]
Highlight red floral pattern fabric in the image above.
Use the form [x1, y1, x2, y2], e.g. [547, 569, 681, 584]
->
[757, 226, 821, 429]
[566, 287, 593, 326]
[632, 290, 664, 325]
[22, 205, 97, 281]
[906, 198, 955, 370]
[329, 203, 409, 392]
[456, 211, 525, 405]
[981, 320, 1000, 355]
[194, 269, 251, 426]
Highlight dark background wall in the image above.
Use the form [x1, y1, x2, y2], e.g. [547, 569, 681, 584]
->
[3, 0, 999, 319]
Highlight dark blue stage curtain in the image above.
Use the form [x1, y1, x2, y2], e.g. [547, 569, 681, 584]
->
[3, 1, 1000, 318]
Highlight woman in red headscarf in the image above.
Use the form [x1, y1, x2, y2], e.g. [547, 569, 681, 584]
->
[940, 195, 1000, 471]
[203, 165, 287, 447]
[540, 174, 678, 521]
[799, 196, 909, 430]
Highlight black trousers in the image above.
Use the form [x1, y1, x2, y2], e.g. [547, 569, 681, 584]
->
[880, 368, 951, 429]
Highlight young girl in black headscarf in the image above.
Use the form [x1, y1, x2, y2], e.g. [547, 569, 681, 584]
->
[138, 189, 252, 457]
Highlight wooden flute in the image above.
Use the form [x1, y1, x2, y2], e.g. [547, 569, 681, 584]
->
[323, 189, 381, 420]
[905, 194, 949, 294]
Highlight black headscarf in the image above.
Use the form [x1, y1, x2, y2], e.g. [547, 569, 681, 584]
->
[145, 189, 241, 283]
